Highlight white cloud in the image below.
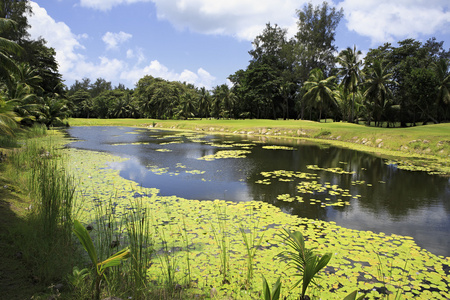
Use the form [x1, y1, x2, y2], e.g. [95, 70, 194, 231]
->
[102, 31, 132, 50]
[76, 0, 318, 40]
[75, 0, 450, 45]
[150, 0, 313, 40]
[121, 62, 216, 89]
[28, 2, 216, 88]
[339, 0, 450, 44]
[79, 0, 152, 11]
[27, 2, 85, 75]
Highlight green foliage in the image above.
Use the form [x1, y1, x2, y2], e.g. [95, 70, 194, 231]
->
[67, 266, 90, 288]
[262, 275, 282, 300]
[73, 219, 131, 300]
[239, 218, 265, 288]
[303, 68, 337, 121]
[211, 204, 231, 284]
[276, 228, 332, 299]
[342, 290, 366, 300]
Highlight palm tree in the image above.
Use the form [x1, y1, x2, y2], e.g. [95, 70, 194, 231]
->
[0, 92, 18, 136]
[432, 58, 450, 122]
[197, 87, 211, 119]
[12, 63, 43, 95]
[0, 16, 23, 89]
[216, 84, 235, 119]
[38, 96, 69, 128]
[8, 82, 40, 126]
[303, 68, 337, 121]
[363, 60, 396, 126]
[337, 45, 362, 122]
[179, 93, 197, 119]
[0, 16, 23, 135]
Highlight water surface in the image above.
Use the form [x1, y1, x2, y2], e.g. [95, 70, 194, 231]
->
[67, 126, 450, 257]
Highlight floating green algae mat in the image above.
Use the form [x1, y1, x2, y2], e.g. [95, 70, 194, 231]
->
[67, 148, 450, 299]
[197, 150, 251, 161]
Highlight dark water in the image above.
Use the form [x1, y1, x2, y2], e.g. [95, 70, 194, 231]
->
[66, 126, 450, 257]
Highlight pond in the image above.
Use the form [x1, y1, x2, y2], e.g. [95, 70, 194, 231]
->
[67, 126, 450, 258]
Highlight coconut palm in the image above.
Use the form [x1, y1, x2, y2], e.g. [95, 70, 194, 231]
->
[12, 63, 43, 95]
[38, 96, 70, 128]
[179, 92, 197, 119]
[363, 60, 396, 125]
[303, 68, 337, 121]
[0, 16, 23, 135]
[197, 86, 211, 119]
[337, 45, 363, 122]
[0, 92, 18, 136]
[0, 16, 23, 89]
[276, 229, 332, 300]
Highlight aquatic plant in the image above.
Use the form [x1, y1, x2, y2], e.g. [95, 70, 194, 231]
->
[211, 203, 231, 284]
[262, 275, 282, 300]
[73, 219, 131, 300]
[276, 228, 332, 299]
[238, 215, 265, 288]
[65, 145, 450, 299]
[157, 228, 179, 288]
[376, 252, 410, 299]
[181, 217, 192, 286]
[125, 198, 154, 298]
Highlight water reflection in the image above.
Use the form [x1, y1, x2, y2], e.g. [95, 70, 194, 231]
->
[66, 126, 450, 257]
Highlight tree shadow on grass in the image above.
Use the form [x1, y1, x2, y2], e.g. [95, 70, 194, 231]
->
[0, 171, 50, 299]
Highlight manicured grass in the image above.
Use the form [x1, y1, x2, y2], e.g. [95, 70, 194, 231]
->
[68, 118, 450, 174]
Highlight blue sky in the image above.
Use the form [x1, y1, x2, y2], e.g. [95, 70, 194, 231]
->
[28, 0, 450, 90]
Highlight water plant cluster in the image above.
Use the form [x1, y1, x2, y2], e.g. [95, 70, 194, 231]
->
[66, 144, 450, 299]
[3, 127, 449, 299]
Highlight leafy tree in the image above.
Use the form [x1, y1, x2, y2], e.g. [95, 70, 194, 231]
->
[247, 23, 289, 119]
[432, 58, 450, 122]
[249, 23, 288, 70]
[0, 15, 23, 89]
[303, 68, 337, 121]
[37, 96, 69, 127]
[337, 45, 363, 122]
[0, 92, 18, 136]
[68, 78, 91, 96]
[21, 38, 64, 96]
[197, 86, 211, 119]
[294, 1, 343, 79]
[0, 0, 31, 43]
[12, 62, 42, 94]
[404, 67, 439, 124]
[364, 38, 449, 126]
[363, 60, 396, 126]
[90, 78, 112, 98]
[10, 82, 40, 125]
[69, 89, 91, 117]
[179, 92, 197, 119]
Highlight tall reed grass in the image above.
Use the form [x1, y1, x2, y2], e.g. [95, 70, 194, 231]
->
[6, 134, 77, 284]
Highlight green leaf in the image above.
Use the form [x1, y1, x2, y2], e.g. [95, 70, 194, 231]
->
[262, 275, 282, 300]
[271, 277, 282, 300]
[73, 219, 98, 266]
[262, 275, 271, 300]
[98, 247, 131, 273]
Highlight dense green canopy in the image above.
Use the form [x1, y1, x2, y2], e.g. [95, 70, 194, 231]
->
[2, 0, 449, 132]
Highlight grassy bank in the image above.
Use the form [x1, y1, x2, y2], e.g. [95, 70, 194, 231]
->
[0, 129, 78, 299]
[69, 118, 450, 175]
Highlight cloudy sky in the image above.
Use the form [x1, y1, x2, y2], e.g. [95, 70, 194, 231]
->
[28, 0, 450, 89]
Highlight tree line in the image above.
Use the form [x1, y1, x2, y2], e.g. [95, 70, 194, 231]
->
[2, 1, 450, 138]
